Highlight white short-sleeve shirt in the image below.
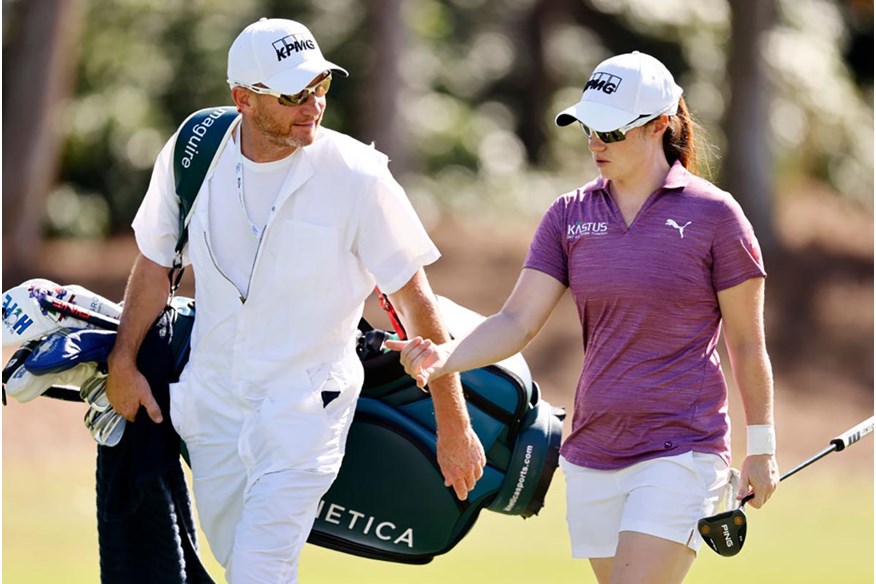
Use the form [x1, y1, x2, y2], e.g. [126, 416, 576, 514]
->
[132, 124, 440, 398]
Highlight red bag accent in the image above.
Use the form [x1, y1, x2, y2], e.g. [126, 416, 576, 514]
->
[375, 287, 406, 340]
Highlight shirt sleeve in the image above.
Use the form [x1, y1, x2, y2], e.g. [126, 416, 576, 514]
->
[523, 198, 569, 286]
[131, 134, 188, 268]
[711, 198, 766, 291]
[353, 167, 440, 295]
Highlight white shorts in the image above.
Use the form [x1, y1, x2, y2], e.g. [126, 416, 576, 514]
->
[561, 451, 730, 558]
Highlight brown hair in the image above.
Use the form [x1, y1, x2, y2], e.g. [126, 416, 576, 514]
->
[661, 97, 700, 174]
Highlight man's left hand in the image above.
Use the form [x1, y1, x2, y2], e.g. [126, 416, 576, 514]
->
[436, 424, 486, 501]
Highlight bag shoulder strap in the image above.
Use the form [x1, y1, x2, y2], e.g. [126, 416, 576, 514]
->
[171, 106, 240, 261]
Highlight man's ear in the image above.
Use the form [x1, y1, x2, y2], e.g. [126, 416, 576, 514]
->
[230, 86, 253, 113]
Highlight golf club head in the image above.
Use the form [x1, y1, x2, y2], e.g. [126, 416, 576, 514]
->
[79, 373, 110, 412]
[697, 508, 747, 557]
[84, 406, 126, 447]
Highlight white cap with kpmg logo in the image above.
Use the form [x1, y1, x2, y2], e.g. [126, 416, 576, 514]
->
[555, 51, 683, 132]
[228, 18, 349, 94]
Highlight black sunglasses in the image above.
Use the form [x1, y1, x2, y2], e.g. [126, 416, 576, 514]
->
[579, 111, 663, 144]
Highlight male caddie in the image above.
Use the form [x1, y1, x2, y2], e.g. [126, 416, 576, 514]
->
[106, 18, 485, 583]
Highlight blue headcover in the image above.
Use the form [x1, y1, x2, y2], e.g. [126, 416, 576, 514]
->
[24, 329, 117, 375]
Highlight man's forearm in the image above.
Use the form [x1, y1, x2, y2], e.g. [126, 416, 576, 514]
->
[387, 271, 471, 429]
[404, 313, 470, 431]
[108, 254, 173, 368]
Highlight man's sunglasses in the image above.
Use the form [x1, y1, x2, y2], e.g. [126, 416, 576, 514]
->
[233, 73, 332, 107]
[579, 110, 664, 144]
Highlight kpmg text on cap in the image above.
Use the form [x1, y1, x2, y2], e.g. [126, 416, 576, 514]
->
[585, 72, 622, 95]
[273, 34, 316, 61]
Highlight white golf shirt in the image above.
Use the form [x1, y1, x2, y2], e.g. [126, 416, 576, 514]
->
[132, 124, 440, 474]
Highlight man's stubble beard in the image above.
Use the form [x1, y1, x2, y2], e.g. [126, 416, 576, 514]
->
[253, 107, 320, 150]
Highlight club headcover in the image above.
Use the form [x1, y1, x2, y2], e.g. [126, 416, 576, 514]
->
[4, 361, 99, 403]
[2, 279, 122, 346]
[24, 329, 117, 375]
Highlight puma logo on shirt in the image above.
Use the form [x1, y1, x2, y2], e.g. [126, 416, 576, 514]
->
[665, 219, 691, 238]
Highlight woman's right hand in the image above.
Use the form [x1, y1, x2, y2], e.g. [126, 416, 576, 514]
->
[383, 337, 450, 389]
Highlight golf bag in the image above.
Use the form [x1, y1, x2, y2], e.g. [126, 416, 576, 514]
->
[308, 302, 565, 563]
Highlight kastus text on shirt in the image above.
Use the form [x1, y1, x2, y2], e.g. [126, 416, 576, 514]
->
[566, 220, 608, 240]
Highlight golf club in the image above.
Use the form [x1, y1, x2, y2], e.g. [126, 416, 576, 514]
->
[38, 294, 120, 331]
[698, 416, 874, 557]
[84, 405, 126, 447]
[80, 373, 110, 412]
[36, 295, 127, 446]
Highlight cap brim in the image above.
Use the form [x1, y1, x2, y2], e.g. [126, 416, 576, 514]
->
[266, 58, 349, 94]
[554, 99, 637, 131]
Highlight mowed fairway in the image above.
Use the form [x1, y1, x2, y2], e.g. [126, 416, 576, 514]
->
[3, 432, 873, 583]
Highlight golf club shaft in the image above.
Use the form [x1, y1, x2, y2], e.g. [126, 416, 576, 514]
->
[38, 295, 120, 331]
[776, 444, 836, 483]
[741, 416, 874, 505]
[830, 416, 874, 451]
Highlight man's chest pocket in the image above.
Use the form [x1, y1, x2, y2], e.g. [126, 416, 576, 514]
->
[268, 219, 345, 295]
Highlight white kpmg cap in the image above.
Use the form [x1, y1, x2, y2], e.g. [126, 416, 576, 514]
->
[227, 18, 349, 94]
[555, 51, 683, 132]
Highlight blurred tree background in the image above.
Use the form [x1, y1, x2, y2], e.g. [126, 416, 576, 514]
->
[1, 0, 873, 392]
[2, 3, 873, 581]
[3, 0, 872, 263]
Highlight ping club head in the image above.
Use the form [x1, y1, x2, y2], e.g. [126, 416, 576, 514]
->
[697, 507, 747, 557]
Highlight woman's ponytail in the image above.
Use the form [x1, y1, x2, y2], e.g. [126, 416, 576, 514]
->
[662, 97, 699, 173]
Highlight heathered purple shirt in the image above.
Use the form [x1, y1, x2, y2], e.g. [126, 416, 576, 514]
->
[524, 161, 765, 470]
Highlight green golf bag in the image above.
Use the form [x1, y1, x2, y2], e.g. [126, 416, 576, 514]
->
[306, 298, 565, 564]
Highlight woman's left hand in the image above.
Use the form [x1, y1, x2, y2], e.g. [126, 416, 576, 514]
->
[738, 454, 780, 508]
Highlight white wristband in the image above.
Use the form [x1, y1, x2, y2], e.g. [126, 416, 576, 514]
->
[747, 425, 776, 456]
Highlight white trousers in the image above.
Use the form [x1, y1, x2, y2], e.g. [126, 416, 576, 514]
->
[170, 358, 361, 583]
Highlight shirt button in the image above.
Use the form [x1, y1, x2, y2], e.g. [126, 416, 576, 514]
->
[664, 441, 673, 449]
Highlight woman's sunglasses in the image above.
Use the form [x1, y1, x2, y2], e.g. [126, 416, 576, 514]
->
[232, 73, 332, 107]
[579, 111, 664, 144]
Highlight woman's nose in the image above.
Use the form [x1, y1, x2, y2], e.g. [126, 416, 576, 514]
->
[588, 134, 606, 151]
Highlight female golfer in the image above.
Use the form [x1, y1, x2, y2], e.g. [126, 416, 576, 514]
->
[388, 51, 779, 584]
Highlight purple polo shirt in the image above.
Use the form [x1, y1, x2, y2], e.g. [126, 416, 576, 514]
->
[524, 161, 765, 470]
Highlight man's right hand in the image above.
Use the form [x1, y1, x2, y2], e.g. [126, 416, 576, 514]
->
[106, 357, 163, 423]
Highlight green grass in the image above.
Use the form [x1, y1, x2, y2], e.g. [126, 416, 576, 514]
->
[3, 460, 872, 583]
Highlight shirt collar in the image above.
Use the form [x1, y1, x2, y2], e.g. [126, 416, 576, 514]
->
[663, 159, 691, 190]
